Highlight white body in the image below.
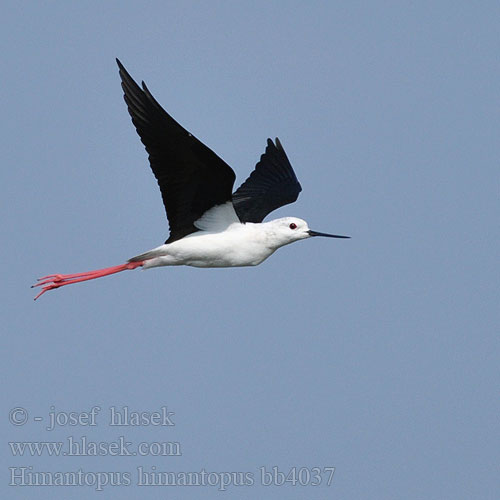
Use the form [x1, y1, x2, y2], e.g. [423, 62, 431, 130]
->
[133, 204, 312, 269]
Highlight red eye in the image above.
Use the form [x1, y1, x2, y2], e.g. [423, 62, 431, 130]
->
[289, 223, 297, 230]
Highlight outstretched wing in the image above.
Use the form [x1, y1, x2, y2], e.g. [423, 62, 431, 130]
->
[232, 138, 302, 223]
[117, 59, 236, 243]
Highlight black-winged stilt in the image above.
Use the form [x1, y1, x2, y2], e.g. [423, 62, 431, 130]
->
[33, 59, 349, 300]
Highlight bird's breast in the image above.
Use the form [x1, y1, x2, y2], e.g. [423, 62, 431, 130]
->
[145, 226, 275, 268]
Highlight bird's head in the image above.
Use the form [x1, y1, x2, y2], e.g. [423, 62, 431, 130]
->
[266, 217, 350, 248]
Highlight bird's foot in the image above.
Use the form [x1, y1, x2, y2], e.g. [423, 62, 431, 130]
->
[32, 261, 144, 300]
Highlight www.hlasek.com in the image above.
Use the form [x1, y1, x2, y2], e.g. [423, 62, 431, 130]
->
[9, 466, 336, 491]
[9, 436, 181, 457]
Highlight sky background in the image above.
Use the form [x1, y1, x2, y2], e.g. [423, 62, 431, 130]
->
[1, 1, 499, 499]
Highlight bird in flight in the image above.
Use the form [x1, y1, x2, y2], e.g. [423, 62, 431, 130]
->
[33, 59, 349, 300]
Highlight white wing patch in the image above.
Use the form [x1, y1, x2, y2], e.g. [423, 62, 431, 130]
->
[194, 202, 241, 232]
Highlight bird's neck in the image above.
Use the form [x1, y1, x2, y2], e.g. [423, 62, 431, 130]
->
[257, 221, 293, 250]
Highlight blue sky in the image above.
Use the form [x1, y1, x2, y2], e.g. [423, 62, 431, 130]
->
[2, 1, 499, 499]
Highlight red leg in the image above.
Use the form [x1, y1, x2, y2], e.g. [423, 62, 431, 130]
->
[32, 261, 144, 300]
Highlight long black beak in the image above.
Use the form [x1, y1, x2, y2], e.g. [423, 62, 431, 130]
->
[307, 230, 350, 239]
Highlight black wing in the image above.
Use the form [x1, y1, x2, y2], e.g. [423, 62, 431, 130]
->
[232, 138, 302, 223]
[117, 59, 236, 243]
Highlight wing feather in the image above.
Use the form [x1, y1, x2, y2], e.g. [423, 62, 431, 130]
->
[232, 138, 302, 223]
[117, 59, 236, 243]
